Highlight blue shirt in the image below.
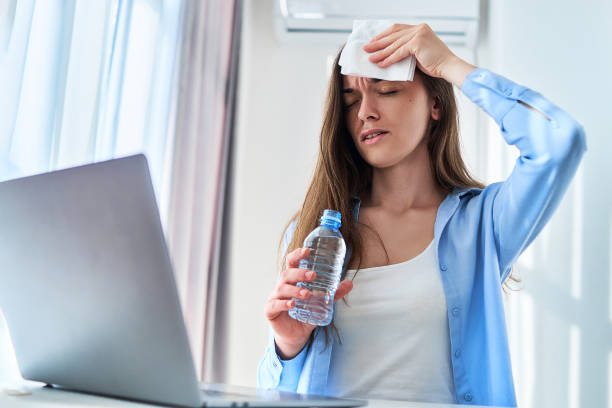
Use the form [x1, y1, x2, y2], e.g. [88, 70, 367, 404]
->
[257, 67, 587, 407]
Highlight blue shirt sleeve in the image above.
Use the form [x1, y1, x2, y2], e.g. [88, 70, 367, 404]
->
[257, 326, 310, 391]
[461, 68, 587, 280]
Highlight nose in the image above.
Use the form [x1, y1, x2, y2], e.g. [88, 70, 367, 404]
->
[357, 93, 379, 122]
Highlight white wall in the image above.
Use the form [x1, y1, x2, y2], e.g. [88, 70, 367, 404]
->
[227, 0, 612, 407]
[482, 1, 612, 407]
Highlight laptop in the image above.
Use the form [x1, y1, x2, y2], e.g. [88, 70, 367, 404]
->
[0, 154, 366, 408]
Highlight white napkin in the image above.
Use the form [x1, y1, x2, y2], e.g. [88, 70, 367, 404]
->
[339, 20, 416, 81]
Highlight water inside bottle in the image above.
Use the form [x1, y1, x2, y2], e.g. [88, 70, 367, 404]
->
[289, 234, 345, 326]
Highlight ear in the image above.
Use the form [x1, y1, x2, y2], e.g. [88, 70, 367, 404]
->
[430, 96, 440, 121]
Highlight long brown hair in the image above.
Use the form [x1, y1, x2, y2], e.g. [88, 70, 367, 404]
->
[277, 47, 522, 348]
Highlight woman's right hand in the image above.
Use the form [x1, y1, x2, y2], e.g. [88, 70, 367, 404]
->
[264, 247, 354, 360]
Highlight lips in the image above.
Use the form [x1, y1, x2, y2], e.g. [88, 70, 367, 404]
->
[361, 129, 389, 143]
[363, 133, 386, 145]
[361, 128, 388, 141]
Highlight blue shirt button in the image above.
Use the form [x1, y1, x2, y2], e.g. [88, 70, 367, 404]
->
[504, 88, 512, 96]
[440, 264, 448, 271]
[464, 392, 473, 402]
[454, 349, 462, 358]
[452, 307, 460, 317]
[273, 361, 278, 368]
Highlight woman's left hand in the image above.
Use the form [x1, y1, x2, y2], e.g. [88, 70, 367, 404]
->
[363, 23, 476, 87]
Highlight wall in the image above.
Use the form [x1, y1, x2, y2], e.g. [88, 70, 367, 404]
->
[482, 1, 612, 407]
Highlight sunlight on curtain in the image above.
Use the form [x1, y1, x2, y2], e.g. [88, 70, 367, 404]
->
[0, 0, 183, 383]
[0, 0, 182, 223]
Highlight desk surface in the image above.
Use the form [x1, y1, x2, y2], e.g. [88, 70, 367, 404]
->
[1, 329, 495, 408]
[0, 380, 495, 408]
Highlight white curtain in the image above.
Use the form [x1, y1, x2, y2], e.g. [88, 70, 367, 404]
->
[166, 0, 241, 382]
[0, 0, 184, 382]
[0, 0, 182, 221]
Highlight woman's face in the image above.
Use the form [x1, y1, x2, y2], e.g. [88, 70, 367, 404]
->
[341, 71, 439, 168]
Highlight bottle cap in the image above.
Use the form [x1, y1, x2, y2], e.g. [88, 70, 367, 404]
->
[320, 209, 342, 228]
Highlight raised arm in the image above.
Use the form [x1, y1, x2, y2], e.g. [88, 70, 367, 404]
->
[459, 67, 586, 279]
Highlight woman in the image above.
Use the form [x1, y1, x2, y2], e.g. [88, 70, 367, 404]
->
[258, 24, 586, 406]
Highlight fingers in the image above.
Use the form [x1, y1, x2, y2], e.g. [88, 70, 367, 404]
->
[265, 283, 312, 321]
[363, 24, 424, 68]
[275, 283, 312, 300]
[377, 44, 413, 68]
[367, 34, 420, 68]
[363, 30, 403, 53]
[368, 38, 405, 65]
[264, 298, 295, 321]
[334, 280, 354, 301]
[265, 244, 315, 324]
[265, 261, 315, 322]
[285, 247, 310, 269]
[281, 267, 316, 285]
[366, 23, 421, 50]
[370, 23, 409, 42]
[266, 278, 353, 321]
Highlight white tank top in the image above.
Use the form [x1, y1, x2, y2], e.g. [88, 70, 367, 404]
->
[327, 239, 456, 403]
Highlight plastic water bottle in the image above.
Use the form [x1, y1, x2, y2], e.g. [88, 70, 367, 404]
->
[288, 209, 346, 326]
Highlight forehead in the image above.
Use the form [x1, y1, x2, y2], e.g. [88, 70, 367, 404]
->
[341, 75, 384, 88]
[341, 75, 413, 90]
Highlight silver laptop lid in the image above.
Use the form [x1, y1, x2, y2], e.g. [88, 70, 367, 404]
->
[0, 154, 366, 408]
[0, 154, 203, 407]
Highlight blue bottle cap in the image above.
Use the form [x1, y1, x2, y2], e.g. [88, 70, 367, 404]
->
[320, 209, 342, 228]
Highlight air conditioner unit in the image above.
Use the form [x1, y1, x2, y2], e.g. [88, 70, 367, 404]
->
[275, 0, 480, 49]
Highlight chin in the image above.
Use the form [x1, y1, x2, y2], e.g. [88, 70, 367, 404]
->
[364, 157, 401, 169]
[361, 150, 405, 168]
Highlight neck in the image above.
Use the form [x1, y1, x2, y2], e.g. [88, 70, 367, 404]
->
[363, 139, 447, 213]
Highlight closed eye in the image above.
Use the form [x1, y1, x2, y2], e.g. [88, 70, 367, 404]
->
[344, 91, 397, 109]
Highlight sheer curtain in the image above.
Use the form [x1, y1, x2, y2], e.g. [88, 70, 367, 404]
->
[166, 0, 241, 382]
[0, 0, 184, 381]
[0, 0, 183, 219]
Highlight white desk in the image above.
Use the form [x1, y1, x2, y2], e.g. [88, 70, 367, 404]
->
[0, 380, 495, 408]
[1, 381, 148, 407]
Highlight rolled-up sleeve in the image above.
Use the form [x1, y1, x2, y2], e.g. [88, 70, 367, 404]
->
[461, 68, 587, 281]
[257, 327, 309, 391]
